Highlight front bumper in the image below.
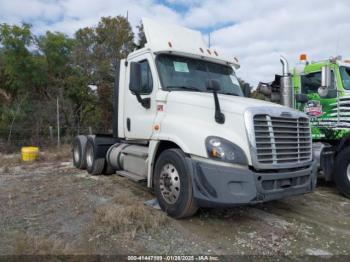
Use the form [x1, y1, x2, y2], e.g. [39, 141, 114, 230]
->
[187, 158, 317, 207]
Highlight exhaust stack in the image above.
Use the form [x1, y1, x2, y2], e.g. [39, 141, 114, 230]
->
[279, 56, 294, 108]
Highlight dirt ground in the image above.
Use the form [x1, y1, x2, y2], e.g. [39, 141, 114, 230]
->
[0, 146, 350, 257]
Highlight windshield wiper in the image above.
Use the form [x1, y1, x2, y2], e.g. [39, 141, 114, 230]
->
[166, 85, 202, 92]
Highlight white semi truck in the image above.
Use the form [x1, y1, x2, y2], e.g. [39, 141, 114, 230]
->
[72, 19, 317, 218]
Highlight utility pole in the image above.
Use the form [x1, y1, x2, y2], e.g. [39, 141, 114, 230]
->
[56, 97, 61, 147]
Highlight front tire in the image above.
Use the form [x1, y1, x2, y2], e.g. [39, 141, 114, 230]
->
[334, 147, 350, 198]
[154, 149, 198, 218]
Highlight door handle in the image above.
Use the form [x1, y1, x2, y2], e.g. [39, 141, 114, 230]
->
[127, 118, 131, 131]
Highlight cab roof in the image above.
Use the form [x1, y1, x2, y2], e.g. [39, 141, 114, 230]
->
[141, 18, 240, 69]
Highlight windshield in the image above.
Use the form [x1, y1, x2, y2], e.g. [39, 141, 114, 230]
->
[340, 66, 350, 90]
[156, 54, 243, 96]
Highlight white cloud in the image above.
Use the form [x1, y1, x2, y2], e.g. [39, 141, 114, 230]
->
[204, 0, 350, 85]
[0, 0, 349, 86]
[0, 0, 181, 34]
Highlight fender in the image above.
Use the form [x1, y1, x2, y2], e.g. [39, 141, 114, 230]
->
[147, 139, 186, 188]
[92, 134, 120, 159]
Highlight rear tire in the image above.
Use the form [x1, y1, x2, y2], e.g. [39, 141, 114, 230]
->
[334, 147, 350, 198]
[154, 149, 198, 218]
[86, 137, 105, 175]
[72, 135, 87, 169]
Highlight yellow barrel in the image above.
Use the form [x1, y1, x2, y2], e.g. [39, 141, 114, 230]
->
[21, 146, 39, 161]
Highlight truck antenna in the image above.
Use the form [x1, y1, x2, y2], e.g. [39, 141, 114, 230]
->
[122, 10, 129, 56]
[208, 32, 211, 48]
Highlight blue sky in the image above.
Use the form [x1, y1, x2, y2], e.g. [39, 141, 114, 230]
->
[1, 0, 350, 86]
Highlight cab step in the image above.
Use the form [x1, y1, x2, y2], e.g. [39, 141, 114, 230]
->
[116, 170, 147, 182]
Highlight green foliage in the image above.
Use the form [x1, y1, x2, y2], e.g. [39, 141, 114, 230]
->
[251, 90, 267, 100]
[0, 16, 137, 145]
[37, 31, 74, 78]
[73, 27, 96, 78]
[0, 23, 34, 96]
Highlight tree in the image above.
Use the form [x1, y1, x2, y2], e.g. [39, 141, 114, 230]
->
[251, 90, 267, 100]
[0, 51, 11, 104]
[0, 15, 138, 148]
[37, 31, 74, 86]
[94, 16, 134, 131]
[0, 23, 34, 98]
[72, 27, 96, 79]
[0, 23, 35, 143]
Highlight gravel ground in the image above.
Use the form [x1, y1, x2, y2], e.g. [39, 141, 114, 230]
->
[0, 148, 349, 257]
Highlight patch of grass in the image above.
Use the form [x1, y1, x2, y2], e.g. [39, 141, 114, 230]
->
[3, 166, 10, 174]
[41, 144, 72, 162]
[89, 192, 168, 238]
[9, 231, 66, 255]
[0, 154, 21, 167]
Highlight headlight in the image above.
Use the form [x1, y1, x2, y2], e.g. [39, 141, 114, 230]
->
[205, 136, 248, 165]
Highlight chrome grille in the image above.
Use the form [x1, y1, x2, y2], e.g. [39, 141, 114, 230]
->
[253, 114, 312, 165]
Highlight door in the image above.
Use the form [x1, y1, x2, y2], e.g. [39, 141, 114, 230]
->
[300, 69, 338, 139]
[124, 53, 157, 140]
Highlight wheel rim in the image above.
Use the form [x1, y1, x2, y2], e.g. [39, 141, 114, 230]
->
[347, 164, 350, 182]
[73, 144, 80, 163]
[159, 163, 180, 204]
[86, 144, 94, 168]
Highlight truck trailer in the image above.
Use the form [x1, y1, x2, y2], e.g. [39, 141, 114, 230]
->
[257, 54, 350, 198]
[72, 19, 317, 218]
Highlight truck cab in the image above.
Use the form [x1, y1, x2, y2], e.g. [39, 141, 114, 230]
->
[73, 19, 317, 218]
[257, 55, 350, 198]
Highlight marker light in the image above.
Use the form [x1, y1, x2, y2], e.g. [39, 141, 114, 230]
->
[199, 47, 204, 53]
[207, 49, 211, 55]
[168, 41, 172, 48]
[214, 50, 218, 56]
[300, 54, 307, 61]
[344, 60, 350, 64]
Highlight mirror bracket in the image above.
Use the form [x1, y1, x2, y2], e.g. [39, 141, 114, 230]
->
[135, 93, 150, 109]
[207, 79, 225, 124]
[319, 65, 332, 97]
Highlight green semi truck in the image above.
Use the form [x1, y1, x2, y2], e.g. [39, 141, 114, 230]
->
[257, 54, 350, 198]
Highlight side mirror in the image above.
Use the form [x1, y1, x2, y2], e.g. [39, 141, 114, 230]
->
[129, 62, 142, 93]
[129, 62, 150, 109]
[295, 93, 309, 104]
[206, 79, 221, 92]
[318, 65, 331, 97]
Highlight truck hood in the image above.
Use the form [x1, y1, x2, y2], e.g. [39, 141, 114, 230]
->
[165, 91, 284, 114]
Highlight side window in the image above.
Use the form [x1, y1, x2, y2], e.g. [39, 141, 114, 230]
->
[139, 60, 153, 94]
[301, 71, 335, 94]
[301, 72, 321, 94]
